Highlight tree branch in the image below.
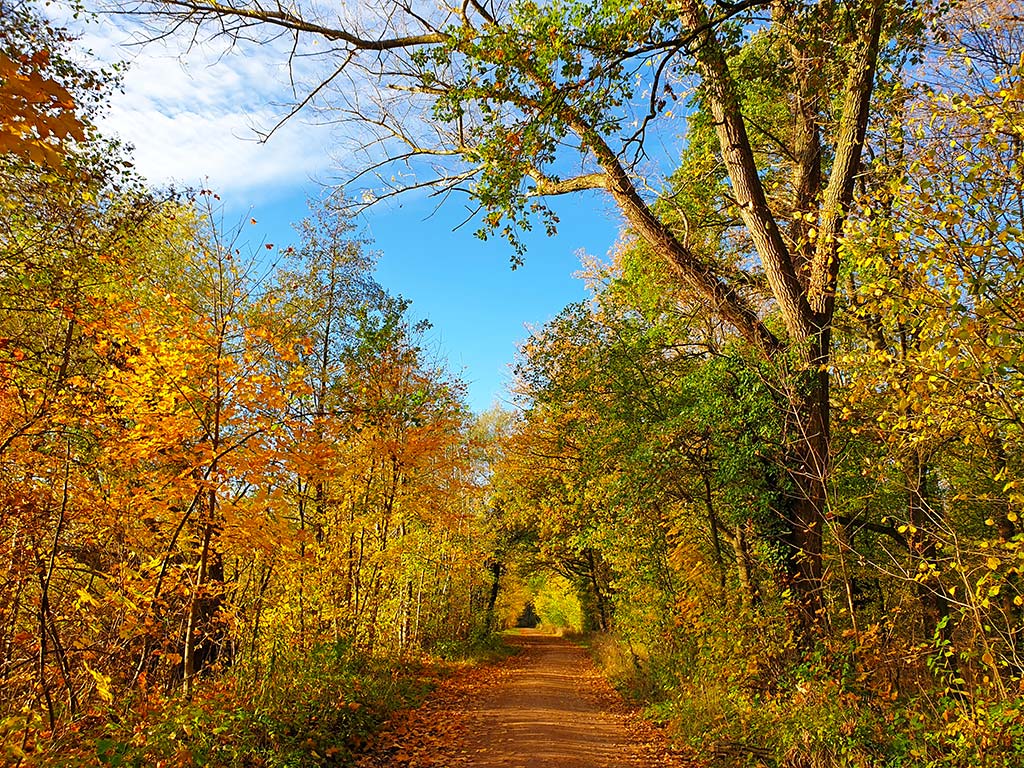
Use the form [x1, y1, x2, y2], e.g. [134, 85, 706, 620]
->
[560, 106, 781, 355]
[138, 0, 448, 49]
[835, 514, 908, 549]
[808, 0, 885, 320]
[527, 170, 609, 196]
[677, 0, 812, 343]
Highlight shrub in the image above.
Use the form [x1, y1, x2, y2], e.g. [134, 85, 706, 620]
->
[46, 642, 437, 768]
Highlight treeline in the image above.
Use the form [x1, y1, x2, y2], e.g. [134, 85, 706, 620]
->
[1, 5, 492, 763]
[6, 0, 1024, 764]
[490, 3, 1024, 766]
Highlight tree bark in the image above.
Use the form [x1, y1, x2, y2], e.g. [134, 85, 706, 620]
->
[586, 549, 612, 632]
[479, 559, 502, 634]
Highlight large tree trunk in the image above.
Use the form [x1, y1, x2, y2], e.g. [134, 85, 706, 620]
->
[484, 559, 503, 633]
[780, 362, 830, 629]
[586, 549, 612, 632]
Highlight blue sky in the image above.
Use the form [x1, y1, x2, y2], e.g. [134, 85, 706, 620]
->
[64, 8, 623, 413]
[247, 187, 620, 413]
[366, 194, 620, 412]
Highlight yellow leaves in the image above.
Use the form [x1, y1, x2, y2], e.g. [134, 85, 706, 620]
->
[75, 588, 100, 609]
[0, 146, 494, 749]
[83, 662, 114, 704]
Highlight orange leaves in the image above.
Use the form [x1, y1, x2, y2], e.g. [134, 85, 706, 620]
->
[0, 174, 494, 754]
[219, 496, 298, 558]
[356, 663, 494, 768]
[0, 49, 86, 166]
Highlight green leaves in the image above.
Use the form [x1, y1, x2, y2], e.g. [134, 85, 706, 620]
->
[425, 0, 674, 252]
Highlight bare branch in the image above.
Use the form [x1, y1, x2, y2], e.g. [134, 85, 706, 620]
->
[468, 0, 495, 25]
[140, 0, 448, 49]
[257, 52, 355, 143]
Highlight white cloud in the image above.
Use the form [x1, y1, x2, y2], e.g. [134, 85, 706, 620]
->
[63, 10, 338, 200]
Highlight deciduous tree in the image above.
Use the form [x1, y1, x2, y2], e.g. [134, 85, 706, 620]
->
[116, 0, 911, 627]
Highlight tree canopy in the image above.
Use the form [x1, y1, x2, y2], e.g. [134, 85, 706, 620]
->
[3, 0, 1024, 765]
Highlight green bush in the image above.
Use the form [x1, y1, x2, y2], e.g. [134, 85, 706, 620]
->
[51, 643, 436, 768]
[587, 628, 1024, 768]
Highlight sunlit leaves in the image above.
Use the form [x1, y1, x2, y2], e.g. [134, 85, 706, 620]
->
[0, 49, 85, 166]
[0, 169, 487, 752]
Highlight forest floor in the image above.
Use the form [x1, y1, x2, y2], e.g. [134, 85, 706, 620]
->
[354, 629, 697, 768]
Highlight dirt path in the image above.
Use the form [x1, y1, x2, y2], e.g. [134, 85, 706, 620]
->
[357, 630, 695, 768]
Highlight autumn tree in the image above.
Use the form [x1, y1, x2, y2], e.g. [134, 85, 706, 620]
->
[111, 0, 916, 629]
[1, 6, 493, 756]
[496, 245, 789, 650]
[0, 0, 91, 166]
[2, 173, 491, 756]
[0, 5, 178, 732]
[261, 204, 484, 656]
[833, 0, 1024, 686]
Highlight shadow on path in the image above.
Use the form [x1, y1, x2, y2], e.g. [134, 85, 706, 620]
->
[456, 629, 689, 768]
[356, 629, 693, 768]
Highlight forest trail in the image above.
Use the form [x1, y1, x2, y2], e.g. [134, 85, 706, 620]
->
[357, 630, 694, 768]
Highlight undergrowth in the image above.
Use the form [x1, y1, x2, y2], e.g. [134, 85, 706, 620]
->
[18, 642, 456, 768]
[0, 629, 519, 768]
[584, 628, 1024, 768]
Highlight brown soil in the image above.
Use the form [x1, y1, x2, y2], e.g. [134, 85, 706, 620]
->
[356, 629, 697, 768]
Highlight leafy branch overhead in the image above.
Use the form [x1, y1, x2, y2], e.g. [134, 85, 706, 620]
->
[0, 49, 86, 166]
[127, 1, 862, 331]
[116, 0, 902, 627]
